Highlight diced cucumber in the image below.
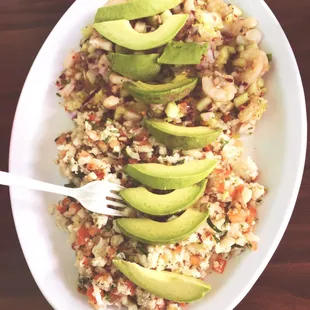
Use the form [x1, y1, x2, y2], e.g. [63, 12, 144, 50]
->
[237, 45, 245, 52]
[160, 10, 173, 23]
[120, 87, 130, 98]
[228, 46, 236, 54]
[93, 89, 105, 104]
[196, 97, 212, 112]
[165, 102, 180, 119]
[234, 92, 249, 108]
[81, 25, 93, 39]
[114, 106, 126, 121]
[257, 78, 264, 88]
[247, 82, 258, 95]
[246, 43, 258, 50]
[233, 58, 246, 68]
[146, 15, 159, 27]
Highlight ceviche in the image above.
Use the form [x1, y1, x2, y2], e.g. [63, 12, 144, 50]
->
[50, 0, 271, 309]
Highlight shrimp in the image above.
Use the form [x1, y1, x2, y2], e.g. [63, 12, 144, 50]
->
[223, 17, 258, 37]
[235, 48, 269, 85]
[206, 0, 229, 17]
[238, 97, 268, 123]
[202, 72, 237, 102]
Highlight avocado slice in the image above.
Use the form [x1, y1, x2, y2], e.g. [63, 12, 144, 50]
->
[93, 14, 188, 51]
[158, 41, 208, 65]
[120, 180, 207, 216]
[123, 159, 217, 190]
[124, 74, 198, 104]
[95, 0, 182, 22]
[144, 119, 221, 150]
[113, 259, 211, 302]
[116, 207, 209, 244]
[108, 53, 161, 82]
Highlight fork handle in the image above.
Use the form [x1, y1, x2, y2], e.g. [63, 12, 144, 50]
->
[0, 171, 75, 197]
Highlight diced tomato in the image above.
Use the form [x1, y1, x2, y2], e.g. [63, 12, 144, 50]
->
[69, 202, 81, 214]
[203, 145, 212, 152]
[231, 184, 245, 201]
[55, 135, 67, 145]
[223, 114, 232, 122]
[190, 255, 201, 266]
[82, 257, 89, 266]
[247, 206, 257, 224]
[125, 280, 136, 295]
[79, 150, 90, 158]
[214, 177, 225, 193]
[56, 204, 67, 214]
[86, 286, 97, 304]
[134, 129, 148, 141]
[175, 245, 183, 253]
[179, 101, 189, 114]
[214, 167, 231, 178]
[250, 241, 258, 251]
[212, 257, 227, 274]
[76, 226, 90, 246]
[228, 209, 248, 223]
[77, 286, 87, 295]
[244, 225, 254, 233]
[88, 226, 100, 237]
[128, 158, 139, 164]
[205, 231, 212, 238]
[110, 288, 121, 302]
[89, 113, 96, 122]
[107, 247, 116, 258]
[59, 150, 67, 159]
[94, 273, 110, 281]
[94, 170, 105, 180]
[109, 139, 120, 148]
[71, 242, 78, 251]
[155, 304, 166, 310]
[84, 249, 93, 256]
[62, 197, 72, 207]
[86, 162, 97, 171]
[138, 139, 151, 146]
[119, 129, 127, 137]
[94, 274, 102, 281]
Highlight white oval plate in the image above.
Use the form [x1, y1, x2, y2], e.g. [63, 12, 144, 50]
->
[9, 1, 307, 309]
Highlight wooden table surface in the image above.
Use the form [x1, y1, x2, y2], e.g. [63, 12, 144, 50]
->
[0, 0, 309, 309]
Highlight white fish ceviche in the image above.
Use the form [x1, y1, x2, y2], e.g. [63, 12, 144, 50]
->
[51, 0, 271, 309]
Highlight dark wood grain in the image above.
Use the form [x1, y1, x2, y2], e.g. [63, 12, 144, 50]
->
[0, 1, 309, 309]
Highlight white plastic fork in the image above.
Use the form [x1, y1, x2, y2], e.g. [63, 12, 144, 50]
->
[0, 171, 128, 217]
